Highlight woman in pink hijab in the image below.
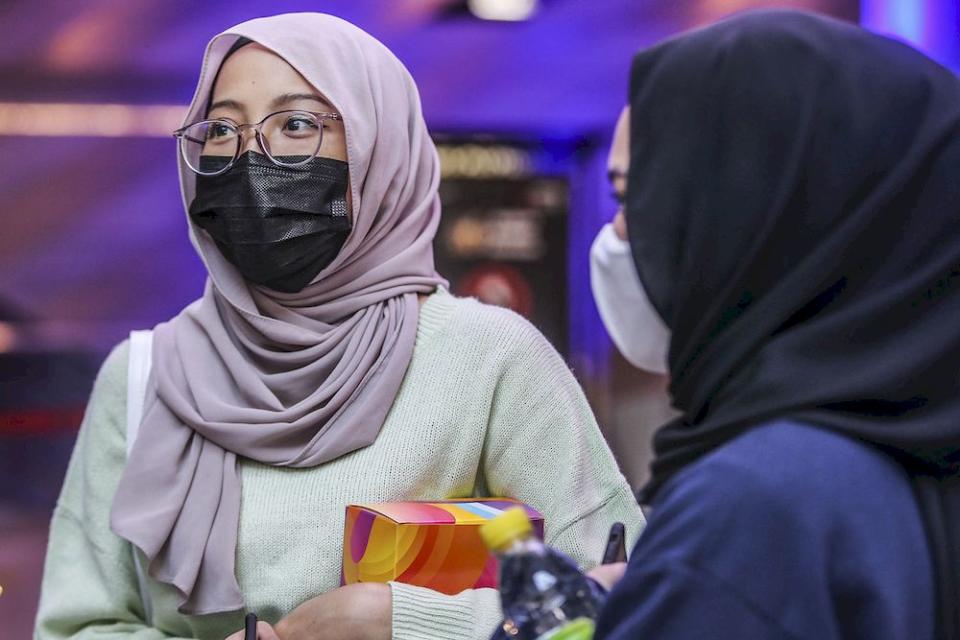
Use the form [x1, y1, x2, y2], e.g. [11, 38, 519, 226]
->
[35, 13, 643, 640]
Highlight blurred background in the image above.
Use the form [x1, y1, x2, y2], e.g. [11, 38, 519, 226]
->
[1, 0, 957, 634]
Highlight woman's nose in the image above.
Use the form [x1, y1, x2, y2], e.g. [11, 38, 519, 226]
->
[239, 129, 261, 155]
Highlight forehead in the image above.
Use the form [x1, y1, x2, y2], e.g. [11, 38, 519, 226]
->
[211, 43, 320, 101]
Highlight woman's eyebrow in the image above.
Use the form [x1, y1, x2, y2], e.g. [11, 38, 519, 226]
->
[208, 98, 244, 112]
[270, 93, 333, 110]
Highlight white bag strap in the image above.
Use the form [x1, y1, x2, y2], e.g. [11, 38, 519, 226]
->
[126, 329, 154, 624]
[126, 330, 153, 455]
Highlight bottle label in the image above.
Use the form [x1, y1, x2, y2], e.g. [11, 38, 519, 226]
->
[539, 617, 595, 640]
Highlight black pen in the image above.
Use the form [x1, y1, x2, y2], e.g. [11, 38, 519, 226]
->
[245, 612, 258, 640]
[601, 522, 627, 564]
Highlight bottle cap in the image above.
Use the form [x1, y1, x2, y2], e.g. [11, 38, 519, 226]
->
[480, 506, 533, 552]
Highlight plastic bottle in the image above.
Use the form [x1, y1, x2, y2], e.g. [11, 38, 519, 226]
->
[480, 507, 601, 640]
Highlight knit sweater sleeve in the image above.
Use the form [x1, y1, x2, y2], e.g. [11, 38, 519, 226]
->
[479, 312, 645, 565]
[389, 307, 646, 640]
[34, 341, 189, 639]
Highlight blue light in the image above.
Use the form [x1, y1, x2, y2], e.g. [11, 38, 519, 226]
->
[861, 0, 924, 45]
[890, 0, 924, 43]
[861, 0, 960, 72]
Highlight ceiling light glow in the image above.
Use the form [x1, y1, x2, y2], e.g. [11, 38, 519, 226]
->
[467, 0, 538, 22]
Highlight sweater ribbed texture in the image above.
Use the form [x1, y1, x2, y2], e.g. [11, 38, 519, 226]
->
[35, 289, 644, 639]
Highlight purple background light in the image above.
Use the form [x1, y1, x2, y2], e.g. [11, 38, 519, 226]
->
[861, 0, 960, 70]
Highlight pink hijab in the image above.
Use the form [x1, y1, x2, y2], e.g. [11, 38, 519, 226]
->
[110, 13, 446, 615]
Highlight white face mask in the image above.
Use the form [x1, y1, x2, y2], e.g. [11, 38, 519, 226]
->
[590, 223, 671, 375]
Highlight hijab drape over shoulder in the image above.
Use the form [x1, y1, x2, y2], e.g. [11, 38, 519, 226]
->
[110, 13, 446, 615]
[626, 10, 960, 637]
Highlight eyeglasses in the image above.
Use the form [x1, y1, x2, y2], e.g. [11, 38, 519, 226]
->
[173, 110, 343, 176]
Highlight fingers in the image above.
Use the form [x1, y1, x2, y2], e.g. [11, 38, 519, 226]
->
[256, 621, 282, 640]
[587, 561, 628, 591]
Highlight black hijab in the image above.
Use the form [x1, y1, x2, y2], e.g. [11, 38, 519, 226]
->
[627, 10, 960, 637]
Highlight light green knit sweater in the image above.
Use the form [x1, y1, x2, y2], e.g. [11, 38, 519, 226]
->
[35, 289, 645, 640]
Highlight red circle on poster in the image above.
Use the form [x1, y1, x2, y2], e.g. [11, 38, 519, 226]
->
[457, 264, 535, 318]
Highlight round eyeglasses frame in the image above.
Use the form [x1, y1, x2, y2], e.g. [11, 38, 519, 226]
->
[173, 110, 344, 176]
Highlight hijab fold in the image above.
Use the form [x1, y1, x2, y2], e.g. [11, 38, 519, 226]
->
[110, 13, 445, 615]
[627, 11, 960, 637]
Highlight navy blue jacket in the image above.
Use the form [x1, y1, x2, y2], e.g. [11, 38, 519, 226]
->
[595, 421, 934, 640]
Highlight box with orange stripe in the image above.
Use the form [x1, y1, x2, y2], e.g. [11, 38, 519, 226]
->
[341, 499, 544, 594]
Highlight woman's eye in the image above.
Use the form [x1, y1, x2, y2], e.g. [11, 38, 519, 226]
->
[283, 117, 320, 135]
[207, 124, 233, 140]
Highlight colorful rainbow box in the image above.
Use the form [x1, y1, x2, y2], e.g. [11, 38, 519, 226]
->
[342, 499, 544, 594]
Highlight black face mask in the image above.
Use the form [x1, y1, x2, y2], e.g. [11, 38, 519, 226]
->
[190, 152, 352, 293]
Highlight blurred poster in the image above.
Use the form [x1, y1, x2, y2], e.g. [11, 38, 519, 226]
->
[434, 139, 569, 354]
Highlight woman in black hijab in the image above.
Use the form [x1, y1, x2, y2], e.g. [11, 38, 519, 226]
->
[595, 9, 960, 640]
